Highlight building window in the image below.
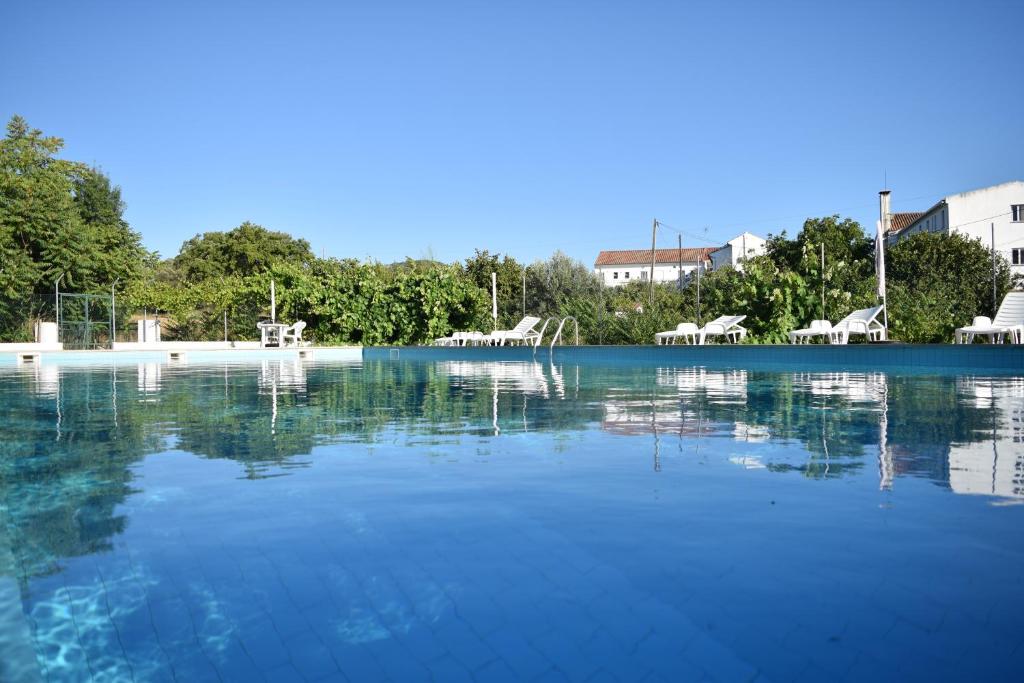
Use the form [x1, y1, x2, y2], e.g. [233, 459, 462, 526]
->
[1013, 205, 1024, 222]
[612, 272, 618, 279]
[1013, 248, 1023, 265]
[639, 271, 647, 280]
[624, 271, 630, 279]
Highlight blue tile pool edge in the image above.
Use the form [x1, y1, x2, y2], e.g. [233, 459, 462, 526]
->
[362, 344, 1024, 374]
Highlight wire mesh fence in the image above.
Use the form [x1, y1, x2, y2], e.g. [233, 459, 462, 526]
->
[58, 292, 113, 349]
[1, 291, 272, 345]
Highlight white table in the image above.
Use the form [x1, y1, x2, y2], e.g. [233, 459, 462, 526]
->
[257, 322, 289, 348]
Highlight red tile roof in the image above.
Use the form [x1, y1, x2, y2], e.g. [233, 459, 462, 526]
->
[595, 247, 718, 267]
[887, 212, 924, 234]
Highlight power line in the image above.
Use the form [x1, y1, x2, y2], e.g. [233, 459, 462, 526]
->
[674, 191, 942, 235]
[653, 220, 718, 245]
[949, 211, 1012, 230]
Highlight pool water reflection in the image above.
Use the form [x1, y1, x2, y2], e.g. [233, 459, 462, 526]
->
[0, 357, 1022, 682]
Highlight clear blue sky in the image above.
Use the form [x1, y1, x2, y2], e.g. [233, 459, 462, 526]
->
[3, 0, 1022, 264]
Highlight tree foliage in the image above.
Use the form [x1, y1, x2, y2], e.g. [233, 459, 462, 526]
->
[0, 116, 148, 340]
[463, 249, 525, 329]
[174, 221, 314, 283]
[3, 115, 1017, 346]
[886, 232, 1014, 343]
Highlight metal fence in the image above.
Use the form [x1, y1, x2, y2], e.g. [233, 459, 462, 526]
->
[57, 292, 113, 350]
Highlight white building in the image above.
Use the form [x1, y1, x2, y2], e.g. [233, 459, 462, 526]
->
[709, 232, 767, 272]
[884, 180, 1024, 275]
[593, 232, 767, 286]
[946, 378, 1024, 499]
[593, 247, 715, 287]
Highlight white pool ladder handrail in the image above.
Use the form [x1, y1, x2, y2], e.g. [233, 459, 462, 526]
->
[549, 316, 579, 350]
[535, 317, 557, 348]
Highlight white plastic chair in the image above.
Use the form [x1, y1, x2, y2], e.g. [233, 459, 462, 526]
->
[955, 292, 1024, 344]
[282, 321, 307, 346]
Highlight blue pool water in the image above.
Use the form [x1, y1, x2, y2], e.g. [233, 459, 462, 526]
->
[0, 354, 1022, 682]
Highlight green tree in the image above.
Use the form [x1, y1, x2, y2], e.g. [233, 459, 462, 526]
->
[463, 249, 526, 328]
[767, 215, 875, 322]
[887, 232, 1014, 342]
[0, 115, 83, 338]
[0, 117, 148, 340]
[73, 166, 149, 289]
[174, 221, 314, 283]
[525, 251, 603, 320]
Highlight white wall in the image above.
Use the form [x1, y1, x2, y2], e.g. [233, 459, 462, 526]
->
[595, 263, 700, 287]
[948, 182, 1024, 274]
[890, 181, 1024, 274]
[710, 233, 767, 272]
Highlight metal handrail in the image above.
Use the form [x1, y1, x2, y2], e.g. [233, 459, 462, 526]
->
[535, 317, 558, 349]
[550, 316, 579, 350]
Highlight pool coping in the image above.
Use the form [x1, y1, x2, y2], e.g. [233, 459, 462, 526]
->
[0, 346, 363, 367]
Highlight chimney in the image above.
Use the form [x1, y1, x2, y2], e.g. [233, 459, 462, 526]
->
[879, 190, 892, 238]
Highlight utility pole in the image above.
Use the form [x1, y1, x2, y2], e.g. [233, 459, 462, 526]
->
[649, 218, 658, 306]
[677, 235, 683, 291]
[992, 223, 997, 316]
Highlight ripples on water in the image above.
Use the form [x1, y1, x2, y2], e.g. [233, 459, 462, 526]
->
[0, 357, 1022, 681]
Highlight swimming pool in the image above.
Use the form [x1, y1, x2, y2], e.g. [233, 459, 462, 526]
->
[1, 352, 1021, 681]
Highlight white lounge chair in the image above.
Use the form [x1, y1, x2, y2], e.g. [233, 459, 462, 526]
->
[655, 323, 700, 345]
[496, 316, 543, 346]
[789, 320, 833, 344]
[827, 306, 886, 344]
[954, 292, 1024, 344]
[698, 315, 747, 344]
[282, 320, 307, 346]
[434, 331, 486, 346]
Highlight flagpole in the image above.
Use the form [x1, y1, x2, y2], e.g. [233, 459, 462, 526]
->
[876, 220, 888, 340]
[491, 272, 497, 332]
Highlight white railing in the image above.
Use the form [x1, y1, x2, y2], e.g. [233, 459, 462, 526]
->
[549, 316, 580, 350]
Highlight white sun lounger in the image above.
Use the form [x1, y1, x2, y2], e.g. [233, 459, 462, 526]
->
[434, 331, 487, 346]
[954, 292, 1024, 344]
[789, 320, 832, 344]
[698, 315, 747, 344]
[655, 323, 700, 345]
[826, 306, 886, 344]
[496, 316, 543, 346]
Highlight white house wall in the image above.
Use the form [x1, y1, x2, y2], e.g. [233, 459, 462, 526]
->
[595, 263, 701, 287]
[890, 181, 1024, 274]
[709, 233, 767, 272]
